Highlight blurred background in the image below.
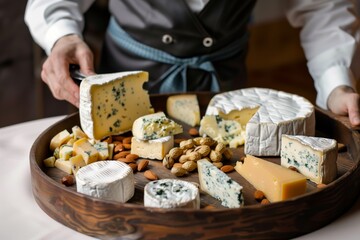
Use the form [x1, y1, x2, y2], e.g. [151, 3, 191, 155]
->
[0, 0, 319, 127]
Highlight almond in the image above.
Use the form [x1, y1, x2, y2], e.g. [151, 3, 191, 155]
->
[123, 143, 132, 150]
[220, 165, 234, 173]
[137, 159, 149, 171]
[122, 136, 132, 145]
[144, 170, 158, 181]
[126, 154, 139, 162]
[61, 175, 75, 186]
[188, 128, 199, 136]
[128, 163, 138, 173]
[114, 143, 124, 152]
[113, 151, 130, 159]
[288, 166, 299, 173]
[254, 190, 265, 201]
[117, 157, 136, 164]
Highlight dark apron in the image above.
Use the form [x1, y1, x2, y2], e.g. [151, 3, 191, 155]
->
[99, 0, 256, 93]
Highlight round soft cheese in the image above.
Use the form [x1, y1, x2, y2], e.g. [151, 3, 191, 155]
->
[144, 179, 200, 209]
[202, 88, 315, 156]
[76, 161, 135, 202]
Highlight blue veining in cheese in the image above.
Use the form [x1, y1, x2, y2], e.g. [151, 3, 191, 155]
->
[197, 159, 244, 208]
[79, 71, 154, 140]
[281, 134, 338, 184]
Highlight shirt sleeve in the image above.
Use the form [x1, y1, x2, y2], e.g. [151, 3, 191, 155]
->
[285, 0, 360, 109]
[24, 0, 95, 55]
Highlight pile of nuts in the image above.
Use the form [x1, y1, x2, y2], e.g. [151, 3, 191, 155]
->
[163, 136, 235, 177]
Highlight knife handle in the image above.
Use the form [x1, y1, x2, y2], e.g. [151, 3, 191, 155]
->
[69, 64, 86, 85]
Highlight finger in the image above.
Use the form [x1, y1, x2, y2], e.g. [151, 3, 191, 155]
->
[347, 95, 360, 126]
[43, 58, 80, 107]
[77, 48, 95, 76]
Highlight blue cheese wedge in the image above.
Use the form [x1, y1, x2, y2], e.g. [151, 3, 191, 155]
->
[197, 159, 244, 208]
[199, 115, 245, 148]
[281, 135, 338, 184]
[144, 179, 200, 209]
[80, 71, 154, 140]
[166, 94, 201, 126]
[76, 161, 135, 202]
[131, 136, 174, 160]
[200, 88, 315, 156]
[132, 112, 183, 140]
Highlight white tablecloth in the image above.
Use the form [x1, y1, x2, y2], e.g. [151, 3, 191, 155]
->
[0, 116, 359, 240]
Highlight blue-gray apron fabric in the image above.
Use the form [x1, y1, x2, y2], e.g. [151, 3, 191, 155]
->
[99, 0, 256, 93]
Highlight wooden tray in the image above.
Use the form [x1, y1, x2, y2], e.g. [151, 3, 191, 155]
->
[30, 92, 360, 239]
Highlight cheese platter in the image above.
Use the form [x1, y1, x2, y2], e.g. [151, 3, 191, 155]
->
[30, 91, 360, 239]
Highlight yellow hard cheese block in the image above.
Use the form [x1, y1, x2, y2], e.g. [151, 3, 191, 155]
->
[166, 94, 200, 127]
[73, 138, 99, 165]
[80, 71, 154, 140]
[235, 155, 307, 202]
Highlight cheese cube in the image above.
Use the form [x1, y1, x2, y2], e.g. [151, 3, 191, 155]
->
[93, 142, 109, 160]
[55, 158, 73, 174]
[50, 129, 71, 151]
[132, 112, 183, 140]
[69, 154, 86, 175]
[197, 159, 244, 208]
[166, 94, 200, 126]
[59, 144, 73, 160]
[72, 125, 88, 139]
[79, 71, 154, 140]
[281, 135, 338, 184]
[43, 156, 56, 167]
[131, 136, 174, 160]
[235, 155, 307, 202]
[73, 138, 99, 164]
[199, 115, 245, 148]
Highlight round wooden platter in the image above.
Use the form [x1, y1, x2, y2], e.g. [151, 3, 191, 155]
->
[30, 92, 360, 239]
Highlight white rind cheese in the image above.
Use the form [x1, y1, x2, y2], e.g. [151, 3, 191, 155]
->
[79, 71, 154, 140]
[166, 94, 201, 126]
[76, 161, 135, 202]
[201, 88, 315, 156]
[132, 112, 183, 140]
[144, 179, 200, 209]
[197, 159, 244, 208]
[281, 135, 338, 184]
[131, 136, 174, 160]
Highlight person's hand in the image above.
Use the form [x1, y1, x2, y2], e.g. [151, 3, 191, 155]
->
[41, 34, 95, 107]
[327, 86, 360, 127]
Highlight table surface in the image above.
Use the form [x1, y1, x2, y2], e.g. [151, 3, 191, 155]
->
[1, 116, 359, 240]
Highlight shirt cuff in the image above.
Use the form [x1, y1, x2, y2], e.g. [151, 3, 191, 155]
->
[315, 65, 356, 109]
[44, 19, 83, 55]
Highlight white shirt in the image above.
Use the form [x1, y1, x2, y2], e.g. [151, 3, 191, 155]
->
[24, 0, 359, 109]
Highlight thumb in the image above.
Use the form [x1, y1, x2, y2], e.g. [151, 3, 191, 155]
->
[347, 94, 360, 126]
